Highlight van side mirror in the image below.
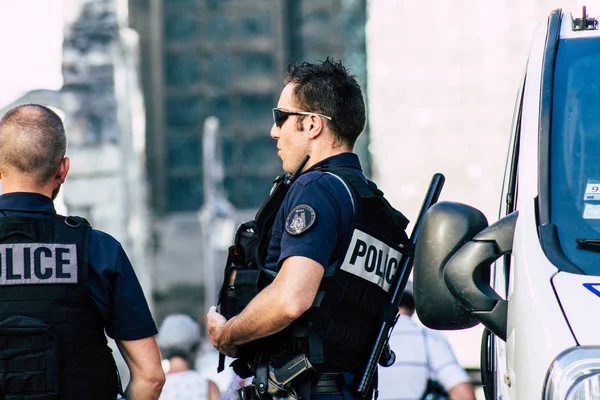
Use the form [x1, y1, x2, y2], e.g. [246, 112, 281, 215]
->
[413, 201, 518, 341]
[413, 202, 488, 330]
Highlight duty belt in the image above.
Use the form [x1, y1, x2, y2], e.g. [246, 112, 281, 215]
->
[238, 372, 346, 400]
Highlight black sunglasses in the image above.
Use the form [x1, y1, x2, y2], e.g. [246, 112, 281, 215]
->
[272, 108, 332, 128]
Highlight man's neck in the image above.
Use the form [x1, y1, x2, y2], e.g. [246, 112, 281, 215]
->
[1, 179, 53, 199]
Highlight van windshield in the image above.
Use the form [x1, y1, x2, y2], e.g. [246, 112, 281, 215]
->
[551, 36, 600, 274]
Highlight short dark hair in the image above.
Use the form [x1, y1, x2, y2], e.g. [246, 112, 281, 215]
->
[0, 104, 66, 185]
[284, 57, 366, 148]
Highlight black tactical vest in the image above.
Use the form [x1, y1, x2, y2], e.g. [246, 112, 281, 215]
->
[220, 165, 411, 378]
[300, 167, 410, 376]
[0, 215, 119, 400]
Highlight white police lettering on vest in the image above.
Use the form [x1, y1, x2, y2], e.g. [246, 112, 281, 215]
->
[340, 229, 401, 292]
[0, 243, 78, 285]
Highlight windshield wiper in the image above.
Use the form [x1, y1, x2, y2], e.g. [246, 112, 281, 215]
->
[576, 238, 600, 252]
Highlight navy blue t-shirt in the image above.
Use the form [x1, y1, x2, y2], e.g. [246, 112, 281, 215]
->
[265, 152, 363, 273]
[0, 192, 158, 340]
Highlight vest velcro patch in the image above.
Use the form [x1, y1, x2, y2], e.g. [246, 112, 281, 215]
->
[285, 204, 316, 236]
[0, 243, 78, 285]
[340, 229, 401, 292]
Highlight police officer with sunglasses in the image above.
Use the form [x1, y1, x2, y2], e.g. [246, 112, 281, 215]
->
[208, 58, 411, 400]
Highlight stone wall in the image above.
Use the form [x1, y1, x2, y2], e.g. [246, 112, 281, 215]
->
[60, 0, 152, 301]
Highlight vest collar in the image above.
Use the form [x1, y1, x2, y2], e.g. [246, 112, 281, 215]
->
[305, 152, 362, 174]
[0, 192, 57, 215]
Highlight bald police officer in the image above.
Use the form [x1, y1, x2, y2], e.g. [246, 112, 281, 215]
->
[0, 104, 165, 399]
[208, 59, 411, 400]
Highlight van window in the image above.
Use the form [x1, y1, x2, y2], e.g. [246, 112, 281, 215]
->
[551, 37, 600, 274]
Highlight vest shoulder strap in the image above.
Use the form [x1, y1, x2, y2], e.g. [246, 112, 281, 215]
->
[56, 215, 92, 281]
[324, 171, 356, 215]
[317, 166, 410, 232]
[318, 166, 373, 198]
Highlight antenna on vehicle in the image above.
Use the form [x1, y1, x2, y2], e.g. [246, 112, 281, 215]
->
[573, 6, 598, 31]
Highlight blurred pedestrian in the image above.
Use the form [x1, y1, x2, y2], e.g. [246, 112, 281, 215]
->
[0, 104, 164, 399]
[378, 281, 476, 400]
[158, 314, 220, 400]
[195, 345, 236, 396]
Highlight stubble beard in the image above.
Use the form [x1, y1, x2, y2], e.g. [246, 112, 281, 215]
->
[282, 151, 301, 174]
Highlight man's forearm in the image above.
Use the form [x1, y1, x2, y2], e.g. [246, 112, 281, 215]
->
[115, 337, 165, 400]
[210, 256, 324, 355]
[219, 281, 298, 348]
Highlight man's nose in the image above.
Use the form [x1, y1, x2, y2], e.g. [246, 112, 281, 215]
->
[270, 124, 279, 139]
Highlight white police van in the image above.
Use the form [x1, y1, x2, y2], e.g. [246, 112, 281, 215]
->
[412, 7, 600, 400]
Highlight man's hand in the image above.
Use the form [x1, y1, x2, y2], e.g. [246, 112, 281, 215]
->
[207, 306, 238, 357]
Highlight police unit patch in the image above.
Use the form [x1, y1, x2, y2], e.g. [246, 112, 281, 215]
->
[285, 204, 316, 235]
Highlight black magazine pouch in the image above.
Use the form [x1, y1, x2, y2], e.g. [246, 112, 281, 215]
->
[0, 315, 60, 400]
[220, 221, 261, 320]
[232, 221, 260, 269]
[233, 269, 272, 316]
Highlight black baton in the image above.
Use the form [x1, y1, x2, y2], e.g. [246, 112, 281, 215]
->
[356, 173, 445, 398]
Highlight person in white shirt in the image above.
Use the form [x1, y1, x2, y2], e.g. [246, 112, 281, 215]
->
[157, 314, 221, 400]
[378, 281, 476, 400]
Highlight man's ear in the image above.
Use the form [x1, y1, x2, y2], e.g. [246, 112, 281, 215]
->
[56, 157, 70, 184]
[305, 114, 324, 140]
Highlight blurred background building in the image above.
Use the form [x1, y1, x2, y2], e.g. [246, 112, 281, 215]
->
[0, 0, 594, 397]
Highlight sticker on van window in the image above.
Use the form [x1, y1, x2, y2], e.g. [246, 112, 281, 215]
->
[583, 203, 600, 219]
[584, 179, 600, 200]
